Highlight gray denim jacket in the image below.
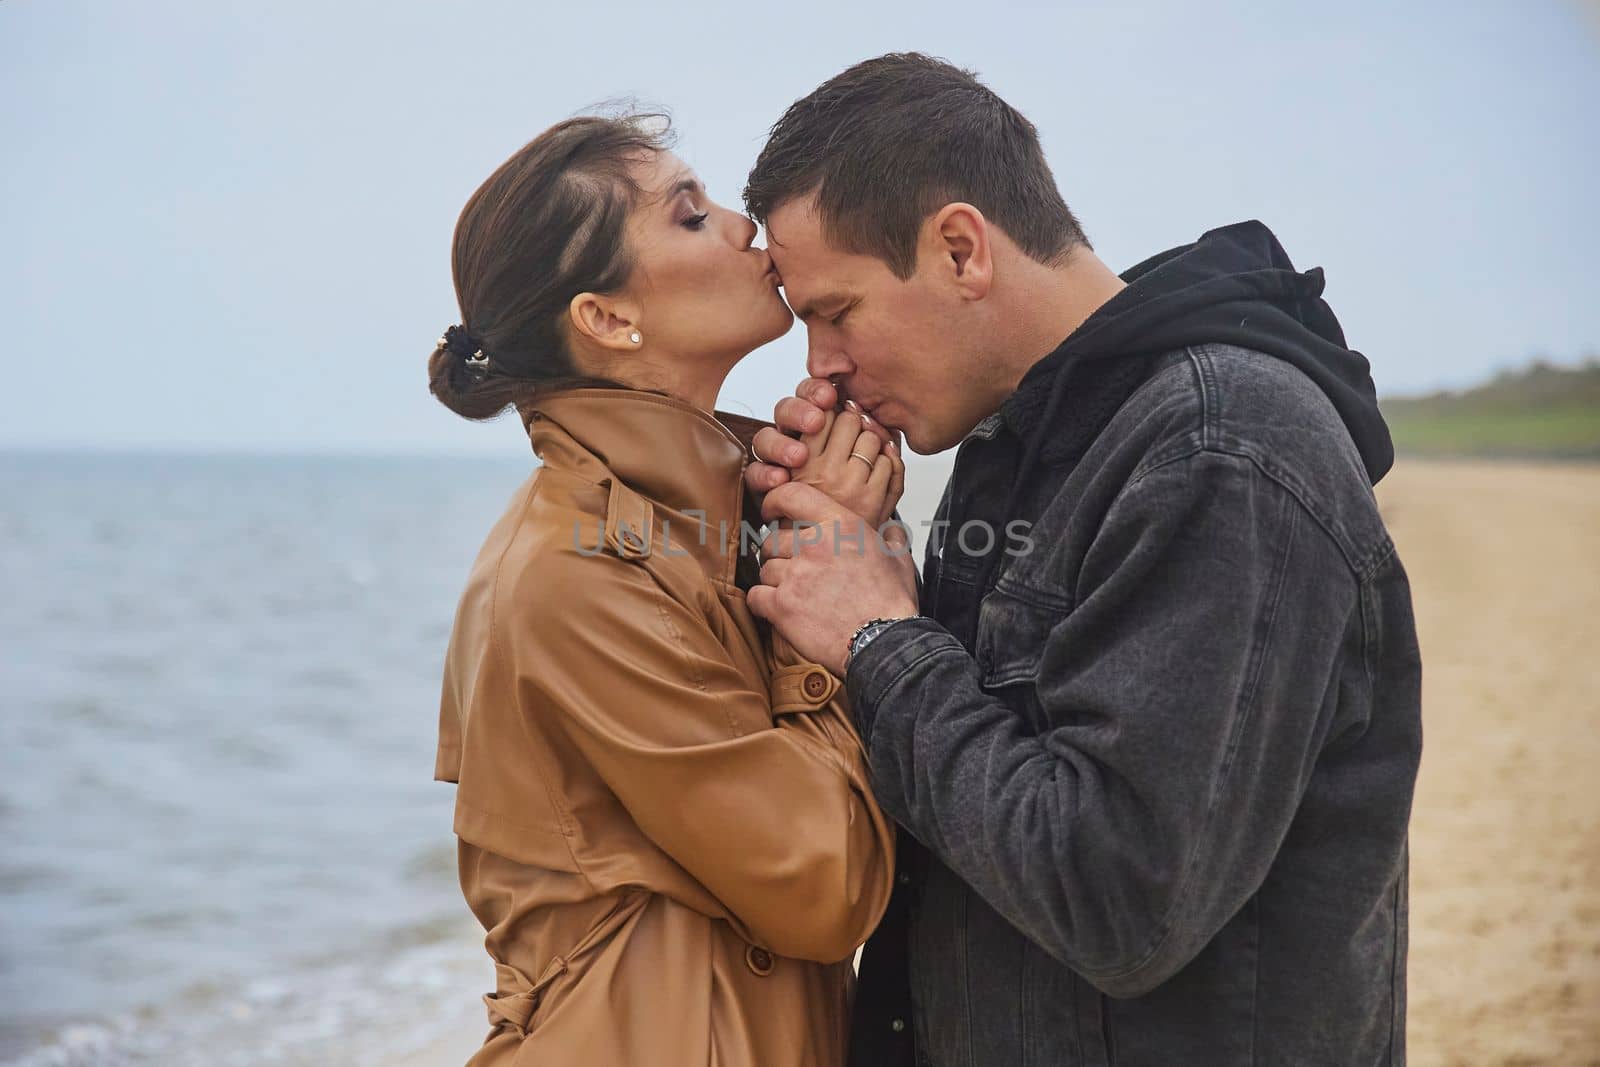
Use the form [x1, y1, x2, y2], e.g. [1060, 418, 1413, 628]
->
[844, 343, 1423, 1066]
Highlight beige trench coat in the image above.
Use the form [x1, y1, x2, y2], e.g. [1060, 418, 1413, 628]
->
[434, 386, 897, 1066]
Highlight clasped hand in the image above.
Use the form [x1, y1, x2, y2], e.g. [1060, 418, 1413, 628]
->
[744, 379, 921, 676]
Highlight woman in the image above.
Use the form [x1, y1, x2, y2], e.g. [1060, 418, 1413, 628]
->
[428, 112, 904, 1067]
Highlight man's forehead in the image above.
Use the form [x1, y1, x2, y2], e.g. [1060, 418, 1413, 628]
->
[764, 196, 827, 255]
[766, 198, 853, 315]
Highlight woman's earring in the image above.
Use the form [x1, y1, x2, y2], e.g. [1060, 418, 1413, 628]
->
[629, 332, 642, 344]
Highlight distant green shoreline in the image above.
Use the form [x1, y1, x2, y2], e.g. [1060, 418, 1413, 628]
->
[1380, 360, 1600, 460]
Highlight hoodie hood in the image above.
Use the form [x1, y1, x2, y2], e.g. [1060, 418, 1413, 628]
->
[969, 220, 1392, 637]
[1000, 219, 1393, 483]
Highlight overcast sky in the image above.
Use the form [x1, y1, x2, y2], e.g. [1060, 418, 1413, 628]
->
[3, 0, 1596, 456]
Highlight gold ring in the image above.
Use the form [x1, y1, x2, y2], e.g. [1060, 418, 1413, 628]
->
[849, 451, 875, 466]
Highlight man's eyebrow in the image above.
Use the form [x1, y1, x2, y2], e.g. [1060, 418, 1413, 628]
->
[792, 291, 849, 323]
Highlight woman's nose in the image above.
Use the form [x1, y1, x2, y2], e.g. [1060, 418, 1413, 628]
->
[734, 213, 757, 250]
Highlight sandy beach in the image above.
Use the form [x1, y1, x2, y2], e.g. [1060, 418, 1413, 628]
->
[402, 459, 1600, 1066]
[1377, 460, 1600, 1064]
[396, 1027, 484, 1067]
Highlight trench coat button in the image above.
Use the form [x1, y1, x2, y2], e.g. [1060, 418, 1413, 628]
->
[802, 669, 829, 700]
[891, 1018, 906, 1032]
[745, 944, 775, 976]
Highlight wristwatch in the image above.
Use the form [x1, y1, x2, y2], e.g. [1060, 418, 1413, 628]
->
[845, 615, 916, 672]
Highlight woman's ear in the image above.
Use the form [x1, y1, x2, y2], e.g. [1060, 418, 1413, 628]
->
[927, 202, 993, 301]
[568, 292, 644, 352]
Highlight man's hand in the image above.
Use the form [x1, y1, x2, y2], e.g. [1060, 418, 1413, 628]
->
[747, 480, 920, 677]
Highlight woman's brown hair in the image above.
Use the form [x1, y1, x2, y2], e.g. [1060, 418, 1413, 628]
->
[428, 112, 675, 420]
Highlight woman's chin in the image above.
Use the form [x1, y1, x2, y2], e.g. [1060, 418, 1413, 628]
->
[720, 318, 794, 369]
[717, 301, 795, 366]
[756, 306, 796, 345]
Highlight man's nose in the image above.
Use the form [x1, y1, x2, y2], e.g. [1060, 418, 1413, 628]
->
[805, 335, 851, 381]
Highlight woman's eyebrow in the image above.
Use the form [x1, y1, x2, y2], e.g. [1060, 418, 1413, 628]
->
[663, 175, 704, 202]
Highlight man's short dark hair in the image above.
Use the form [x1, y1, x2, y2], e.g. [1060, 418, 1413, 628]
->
[744, 52, 1089, 280]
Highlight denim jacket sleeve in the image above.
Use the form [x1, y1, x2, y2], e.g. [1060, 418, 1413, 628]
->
[843, 448, 1359, 997]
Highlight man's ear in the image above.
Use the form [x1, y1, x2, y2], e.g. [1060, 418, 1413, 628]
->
[927, 202, 992, 300]
[568, 292, 643, 352]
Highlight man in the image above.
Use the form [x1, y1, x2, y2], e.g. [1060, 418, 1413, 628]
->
[742, 53, 1422, 1066]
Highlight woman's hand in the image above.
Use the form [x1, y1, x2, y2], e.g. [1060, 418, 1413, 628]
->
[789, 401, 905, 528]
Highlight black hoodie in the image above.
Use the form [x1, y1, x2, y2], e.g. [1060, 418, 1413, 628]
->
[969, 219, 1394, 636]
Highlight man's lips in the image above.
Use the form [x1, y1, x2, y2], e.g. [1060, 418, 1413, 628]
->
[841, 396, 899, 445]
[843, 395, 884, 420]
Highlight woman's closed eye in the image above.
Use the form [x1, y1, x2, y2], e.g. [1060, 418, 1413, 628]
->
[682, 211, 709, 231]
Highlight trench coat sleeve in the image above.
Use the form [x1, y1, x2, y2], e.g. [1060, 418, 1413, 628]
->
[762, 624, 897, 885]
[508, 551, 895, 964]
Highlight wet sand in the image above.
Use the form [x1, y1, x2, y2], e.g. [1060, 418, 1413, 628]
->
[396, 1028, 484, 1067]
[403, 460, 1600, 1065]
[1376, 460, 1600, 1064]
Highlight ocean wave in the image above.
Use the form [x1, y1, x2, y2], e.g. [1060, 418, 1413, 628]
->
[3, 930, 487, 1067]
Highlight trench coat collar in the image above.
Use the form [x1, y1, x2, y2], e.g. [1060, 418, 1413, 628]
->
[518, 387, 777, 580]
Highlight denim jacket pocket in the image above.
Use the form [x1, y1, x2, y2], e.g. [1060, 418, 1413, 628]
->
[974, 581, 1070, 733]
[974, 582, 1061, 681]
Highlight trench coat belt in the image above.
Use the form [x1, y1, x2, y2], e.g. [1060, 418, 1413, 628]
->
[484, 956, 567, 1036]
[483, 889, 651, 1037]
